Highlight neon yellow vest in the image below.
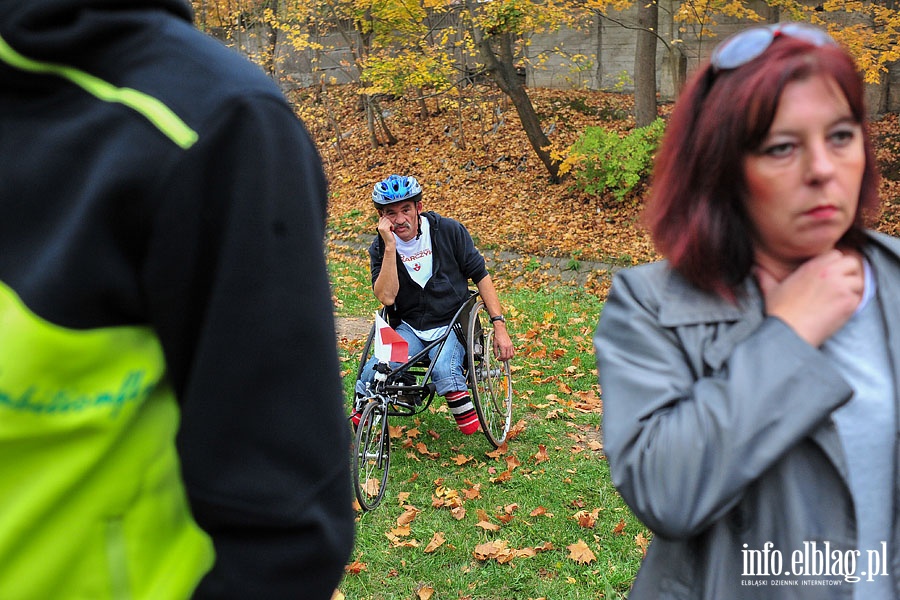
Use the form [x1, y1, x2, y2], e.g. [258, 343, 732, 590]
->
[0, 282, 214, 599]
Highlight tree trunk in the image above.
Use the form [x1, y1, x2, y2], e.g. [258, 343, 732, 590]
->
[634, 0, 659, 127]
[260, 1, 279, 78]
[264, 23, 278, 77]
[416, 88, 429, 119]
[196, 0, 207, 31]
[371, 96, 398, 145]
[320, 77, 346, 165]
[593, 11, 603, 90]
[365, 96, 378, 148]
[668, 46, 687, 97]
[870, 0, 894, 115]
[476, 32, 560, 180]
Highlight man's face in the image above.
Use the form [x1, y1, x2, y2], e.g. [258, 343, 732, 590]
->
[380, 201, 421, 242]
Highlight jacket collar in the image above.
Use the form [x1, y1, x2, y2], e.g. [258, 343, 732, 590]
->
[655, 230, 900, 373]
[656, 229, 900, 328]
[657, 268, 762, 328]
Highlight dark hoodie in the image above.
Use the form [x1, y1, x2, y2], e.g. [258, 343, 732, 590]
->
[0, 1, 353, 598]
[369, 211, 490, 330]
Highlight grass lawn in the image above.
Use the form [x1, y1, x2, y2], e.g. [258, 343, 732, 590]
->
[328, 243, 648, 600]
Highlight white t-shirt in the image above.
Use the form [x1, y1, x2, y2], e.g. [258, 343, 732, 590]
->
[394, 217, 446, 341]
[823, 260, 896, 599]
[395, 216, 433, 289]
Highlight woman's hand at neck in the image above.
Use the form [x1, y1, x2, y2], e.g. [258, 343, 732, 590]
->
[754, 248, 864, 347]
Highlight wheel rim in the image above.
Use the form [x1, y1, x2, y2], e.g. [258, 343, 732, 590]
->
[353, 401, 390, 510]
[469, 302, 513, 447]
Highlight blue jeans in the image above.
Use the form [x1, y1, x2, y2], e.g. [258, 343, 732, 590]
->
[355, 321, 467, 397]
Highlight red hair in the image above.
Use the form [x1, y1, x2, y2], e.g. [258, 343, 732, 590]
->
[644, 35, 880, 298]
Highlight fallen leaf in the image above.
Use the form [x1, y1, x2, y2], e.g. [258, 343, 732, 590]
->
[506, 419, 527, 440]
[476, 520, 501, 531]
[415, 442, 440, 459]
[344, 560, 367, 574]
[424, 531, 446, 553]
[473, 540, 507, 561]
[452, 454, 474, 465]
[397, 507, 419, 526]
[635, 531, 650, 556]
[463, 483, 482, 499]
[566, 540, 597, 564]
[416, 585, 435, 600]
[490, 469, 512, 483]
[485, 443, 508, 459]
[362, 478, 380, 499]
[575, 510, 597, 529]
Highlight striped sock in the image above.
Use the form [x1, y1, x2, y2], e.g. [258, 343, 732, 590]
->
[350, 397, 363, 428]
[446, 390, 479, 435]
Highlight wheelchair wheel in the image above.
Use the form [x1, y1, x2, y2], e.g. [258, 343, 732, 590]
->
[466, 299, 513, 448]
[352, 400, 390, 511]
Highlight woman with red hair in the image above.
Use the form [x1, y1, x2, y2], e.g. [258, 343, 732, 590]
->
[595, 23, 898, 598]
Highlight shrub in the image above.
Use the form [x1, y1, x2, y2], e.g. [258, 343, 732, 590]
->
[561, 117, 665, 202]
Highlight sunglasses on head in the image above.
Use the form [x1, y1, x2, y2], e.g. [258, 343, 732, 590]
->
[710, 23, 837, 72]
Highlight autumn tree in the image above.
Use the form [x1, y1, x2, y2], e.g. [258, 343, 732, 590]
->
[460, 0, 595, 179]
[633, 0, 659, 126]
[353, 0, 599, 179]
[192, 0, 283, 75]
[670, 0, 900, 107]
[195, 0, 900, 174]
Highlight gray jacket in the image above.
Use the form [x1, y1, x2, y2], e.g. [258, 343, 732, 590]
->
[594, 231, 900, 599]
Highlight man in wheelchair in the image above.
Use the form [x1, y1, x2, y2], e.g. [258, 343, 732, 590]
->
[352, 174, 515, 434]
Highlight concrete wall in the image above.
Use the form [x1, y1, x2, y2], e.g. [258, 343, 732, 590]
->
[210, 7, 900, 113]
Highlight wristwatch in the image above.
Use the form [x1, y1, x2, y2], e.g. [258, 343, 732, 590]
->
[490, 315, 506, 324]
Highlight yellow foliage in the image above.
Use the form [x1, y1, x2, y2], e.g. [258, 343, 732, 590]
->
[195, 0, 900, 107]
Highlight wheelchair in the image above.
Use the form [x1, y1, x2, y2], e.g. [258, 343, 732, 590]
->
[350, 291, 513, 511]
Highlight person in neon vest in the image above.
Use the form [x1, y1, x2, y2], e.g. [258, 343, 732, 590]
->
[0, 1, 353, 597]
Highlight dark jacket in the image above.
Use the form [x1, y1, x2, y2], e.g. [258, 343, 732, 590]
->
[0, 1, 353, 598]
[369, 211, 489, 330]
[594, 231, 900, 599]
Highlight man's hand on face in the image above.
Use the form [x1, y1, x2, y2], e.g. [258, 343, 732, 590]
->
[377, 215, 396, 247]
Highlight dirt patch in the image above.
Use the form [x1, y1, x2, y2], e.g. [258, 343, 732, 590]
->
[336, 316, 371, 342]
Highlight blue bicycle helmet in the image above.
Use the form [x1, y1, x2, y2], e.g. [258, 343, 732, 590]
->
[372, 174, 423, 207]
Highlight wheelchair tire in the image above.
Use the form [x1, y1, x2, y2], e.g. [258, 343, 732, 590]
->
[466, 299, 513, 448]
[352, 400, 391, 511]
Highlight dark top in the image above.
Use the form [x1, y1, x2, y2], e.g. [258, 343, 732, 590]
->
[369, 211, 489, 330]
[0, 1, 354, 597]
